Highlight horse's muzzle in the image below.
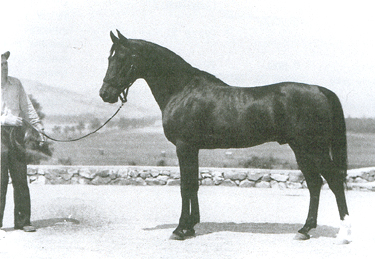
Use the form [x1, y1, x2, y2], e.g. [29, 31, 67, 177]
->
[99, 83, 119, 103]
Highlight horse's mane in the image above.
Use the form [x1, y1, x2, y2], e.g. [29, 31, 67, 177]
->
[131, 39, 228, 86]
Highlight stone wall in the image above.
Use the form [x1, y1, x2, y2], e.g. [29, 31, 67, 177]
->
[26, 165, 375, 191]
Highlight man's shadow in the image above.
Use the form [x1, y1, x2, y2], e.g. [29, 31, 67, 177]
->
[3, 218, 80, 231]
[144, 222, 339, 239]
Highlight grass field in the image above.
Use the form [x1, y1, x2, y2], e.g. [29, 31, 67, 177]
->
[42, 128, 375, 169]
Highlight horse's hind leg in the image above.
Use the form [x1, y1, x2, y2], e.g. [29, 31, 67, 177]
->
[290, 142, 325, 240]
[171, 140, 200, 240]
[320, 165, 351, 244]
[291, 140, 351, 242]
[320, 168, 349, 220]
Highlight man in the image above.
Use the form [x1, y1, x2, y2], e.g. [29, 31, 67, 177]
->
[1, 51, 45, 234]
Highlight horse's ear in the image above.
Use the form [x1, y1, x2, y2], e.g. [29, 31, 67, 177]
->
[116, 30, 129, 45]
[110, 31, 119, 44]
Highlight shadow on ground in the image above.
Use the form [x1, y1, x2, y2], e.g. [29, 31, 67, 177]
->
[2, 218, 80, 232]
[32, 218, 80, 229]
[144, 222, 339, 239]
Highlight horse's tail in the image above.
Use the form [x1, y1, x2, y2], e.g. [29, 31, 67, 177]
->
[320, 87, 348, 181]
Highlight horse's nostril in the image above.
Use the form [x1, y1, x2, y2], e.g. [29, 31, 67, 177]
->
[100, 90, 108, 100]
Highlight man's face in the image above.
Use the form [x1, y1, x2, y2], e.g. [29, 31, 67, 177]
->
[1, 51, 10, 77]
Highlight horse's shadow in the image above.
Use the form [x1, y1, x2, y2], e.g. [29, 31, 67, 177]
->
[2, 218, 80, 231]
[144, 222, 339, 239]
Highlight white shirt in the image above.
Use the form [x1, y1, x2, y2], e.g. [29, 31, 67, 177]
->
[1, 76, 43, 129]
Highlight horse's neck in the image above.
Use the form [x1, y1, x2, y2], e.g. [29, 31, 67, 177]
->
[143, 70, 193, 110]
[137, 41, 227, 110]
[144, 68, 229, 111]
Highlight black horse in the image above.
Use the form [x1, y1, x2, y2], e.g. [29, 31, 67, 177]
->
[100, 30, 350, 242]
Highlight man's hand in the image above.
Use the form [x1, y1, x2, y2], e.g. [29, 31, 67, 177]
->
[38, 130, 46, 143]
[1, 114, 23, 126]
[35, 125, 47, 143]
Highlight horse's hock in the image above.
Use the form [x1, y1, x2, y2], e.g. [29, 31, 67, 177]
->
[26, 165, 375, 191]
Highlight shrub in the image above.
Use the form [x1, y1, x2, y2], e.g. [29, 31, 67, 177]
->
[127, 161, 137, 166]
[241, 155, 296, 169]
[157, 159, 167, 166]
[58, 157, 73, 165]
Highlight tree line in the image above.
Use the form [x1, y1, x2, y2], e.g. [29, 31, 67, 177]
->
[51, 116, 159, 135]
[50, 117, 375, 135]
[345, 118, 375, 133]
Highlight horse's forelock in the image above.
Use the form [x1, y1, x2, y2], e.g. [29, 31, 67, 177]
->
[109, 44, 116, 56]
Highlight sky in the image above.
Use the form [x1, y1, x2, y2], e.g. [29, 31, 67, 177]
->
[2, 0, 374, 118]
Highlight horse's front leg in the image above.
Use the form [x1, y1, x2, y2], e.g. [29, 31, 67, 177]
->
[171, 140, 200, 240]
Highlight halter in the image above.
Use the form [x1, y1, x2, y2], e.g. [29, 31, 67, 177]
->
[119, 87, 129, 103]
[106, 63, 135, 104]
[118, 66, 133, 103]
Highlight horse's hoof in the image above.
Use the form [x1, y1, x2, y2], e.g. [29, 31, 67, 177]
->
[184, 229, 196, 238]
[169, 233, 185, 240]
[170, 229, 185, 240]
[294, 232, 310, 240]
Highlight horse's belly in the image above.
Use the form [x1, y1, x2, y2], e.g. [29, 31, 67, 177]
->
[163, 120, 277, 148]
[178, 129, 273, 149]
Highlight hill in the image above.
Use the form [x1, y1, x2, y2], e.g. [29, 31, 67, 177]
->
[20, 79, 161, 119]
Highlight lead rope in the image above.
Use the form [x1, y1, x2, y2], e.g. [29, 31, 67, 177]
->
[23, 90, 128, 143]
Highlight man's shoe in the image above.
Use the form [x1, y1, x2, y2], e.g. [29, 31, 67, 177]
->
[23, 225, 36, 232]
[15, 225, 37, 232]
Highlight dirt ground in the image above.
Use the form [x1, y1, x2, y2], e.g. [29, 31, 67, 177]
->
[0, 185, 374, 259]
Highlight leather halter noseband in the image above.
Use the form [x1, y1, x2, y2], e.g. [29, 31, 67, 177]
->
[106, 64, 135, 104]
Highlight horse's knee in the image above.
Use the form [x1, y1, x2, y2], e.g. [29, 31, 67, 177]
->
[304, 174, 323, 191]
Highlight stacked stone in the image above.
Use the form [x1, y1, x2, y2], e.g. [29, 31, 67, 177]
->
[28, 166, 182, 186]
[26, 165, 375, 191]
[199, 169, 305, 189]
[346, 167, 375, 191]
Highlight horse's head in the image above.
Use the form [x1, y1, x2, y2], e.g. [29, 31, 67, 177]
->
[100, 30, 140, 103]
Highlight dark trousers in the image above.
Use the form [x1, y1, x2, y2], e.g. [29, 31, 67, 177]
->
[0, 126, 31, 228]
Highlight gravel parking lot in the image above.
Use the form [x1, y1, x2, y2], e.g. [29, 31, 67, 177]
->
[1, 185, 374, 259]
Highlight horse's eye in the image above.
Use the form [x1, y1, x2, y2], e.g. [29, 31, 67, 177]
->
[109, 51, 116, 59]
